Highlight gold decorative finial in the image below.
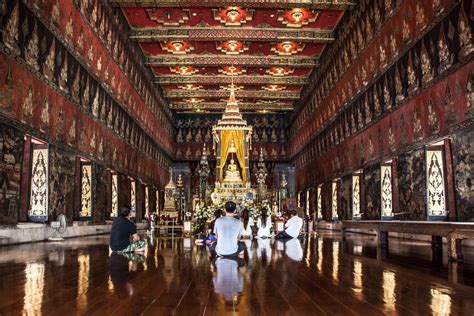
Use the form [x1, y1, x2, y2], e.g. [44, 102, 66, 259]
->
[227, 70, 238, 106]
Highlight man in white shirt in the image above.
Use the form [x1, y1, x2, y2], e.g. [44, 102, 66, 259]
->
[214, 201, 246, 257]
[275, 209, 303, 240]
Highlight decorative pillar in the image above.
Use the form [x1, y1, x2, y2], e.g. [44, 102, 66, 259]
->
[198, 144, 210, 204]
[256, 148, 268, 202]
[19, 134, 30, 222]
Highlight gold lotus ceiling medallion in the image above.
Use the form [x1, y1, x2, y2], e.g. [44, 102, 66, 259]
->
[213, 6, 254, 26]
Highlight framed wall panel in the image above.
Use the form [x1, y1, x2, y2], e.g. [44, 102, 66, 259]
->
[29, 144, 49, 222]
[111, 174, 118, 217]
[317, 185, 322, 219]
[426, 147, 447, 220]
[80, 163, 92, 218]
[332, 181, 338, 220]
[381, 164, 393, 220]
[352, 174, 361, 220]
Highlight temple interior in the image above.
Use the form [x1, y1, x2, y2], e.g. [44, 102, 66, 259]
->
[0, 0, 473, 314]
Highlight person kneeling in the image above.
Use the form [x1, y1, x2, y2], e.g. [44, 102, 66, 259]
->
[275, 209, 303, 240]
[214, 201, 246, 257]
[110, 205, 146, 253]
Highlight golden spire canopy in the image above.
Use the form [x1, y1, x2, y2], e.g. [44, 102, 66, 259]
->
[214, 81, 252, 131]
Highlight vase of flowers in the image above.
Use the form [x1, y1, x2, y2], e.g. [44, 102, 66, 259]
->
[192, 205, 214, 234]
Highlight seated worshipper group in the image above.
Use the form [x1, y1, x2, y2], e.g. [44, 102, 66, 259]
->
[202, 202, 304, 258]
[110, 206, 146, 253]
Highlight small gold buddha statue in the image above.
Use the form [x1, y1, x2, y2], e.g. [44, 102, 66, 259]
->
[223, 157, 242, 183]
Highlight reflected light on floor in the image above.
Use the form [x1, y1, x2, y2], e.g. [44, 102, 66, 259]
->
[332, 241, 339, 283]
[353, 245, 363, 255]
[22, 262, 45, 316]
[317, 238, 323, 272]
[107, 275, 114, 294]
[154, 243, 159, 268]
[430, 287, 452, 316]
[352, 259, 363, 300]
[383, 270, 396, 312]
[305, 237, 311, 268]
[76, 254, 90, 312]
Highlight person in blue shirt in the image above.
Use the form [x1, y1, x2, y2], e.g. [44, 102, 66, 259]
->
[110, 205, 146, 253]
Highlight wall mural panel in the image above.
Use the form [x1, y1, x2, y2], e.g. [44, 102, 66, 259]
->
[452, 128, 474, 221]
[321, 182, 332, 221]
[92, 163, 107, 223]
[291, 0, 468, 154]
[0, 0, 171, 188]
[294, 61, 472, 189]
[292, 0, 472, 197]
[362, 164, 380, 220]
[49, 146, 75, 223]
[397, 149, 426, 221]
[339, 175, 351, 220]
[175, 113, 289, 162]
[0, 124, 24, 224]
[17, 0, 174, 142]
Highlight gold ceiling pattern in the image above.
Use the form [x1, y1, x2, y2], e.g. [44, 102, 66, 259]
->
[112, 0, 353, 112]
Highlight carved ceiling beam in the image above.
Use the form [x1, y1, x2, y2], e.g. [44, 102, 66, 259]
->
[155, 75, 308, 85]
[111, 0, 355, 9]
[131, 27, 334, 43]
[165, 90, 299, 99]
[147, 55, 318, 67]
[170, 102, 294, 111]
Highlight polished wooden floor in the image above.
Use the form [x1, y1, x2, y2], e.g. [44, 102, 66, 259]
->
[1, 232, 474, 315]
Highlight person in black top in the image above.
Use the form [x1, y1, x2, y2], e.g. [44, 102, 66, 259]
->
[195, 209, 223, 245]
[110, 205, 146, 252]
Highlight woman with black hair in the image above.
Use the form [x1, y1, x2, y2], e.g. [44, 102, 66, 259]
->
[240, 208, 254, 239]
[256, 207, 272, 239]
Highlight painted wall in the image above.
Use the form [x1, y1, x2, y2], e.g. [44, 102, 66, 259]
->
[292, 0, 473, 221]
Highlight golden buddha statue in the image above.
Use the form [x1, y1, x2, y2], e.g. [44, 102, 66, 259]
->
[223, 139, 242, 183]
[223, 157, 242, 183]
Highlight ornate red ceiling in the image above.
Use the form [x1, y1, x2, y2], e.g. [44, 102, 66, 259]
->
[111, 0, 353, 113]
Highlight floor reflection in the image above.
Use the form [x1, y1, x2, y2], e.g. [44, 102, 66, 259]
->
[76, 253, 91, 312]
[213, 257, 245, 308]
[352, 259, 363, 300]
[0, 233, 473, 315]
[382, 270, 396, 313]
[281, 238, 303, 262]
[22, 262, 45, 316]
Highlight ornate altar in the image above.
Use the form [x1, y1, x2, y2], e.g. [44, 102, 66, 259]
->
[162, 170, 178, 218]
[211, 84, 255, 206]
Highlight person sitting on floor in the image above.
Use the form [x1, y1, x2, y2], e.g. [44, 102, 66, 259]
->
[275, 209, 303, 240]
[110, 205, 146, 253]
[195, 209, 223, 245]
[240, 208, 254, 239]
[256, 207, 272, 239]
[214, 201, 246, 257]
